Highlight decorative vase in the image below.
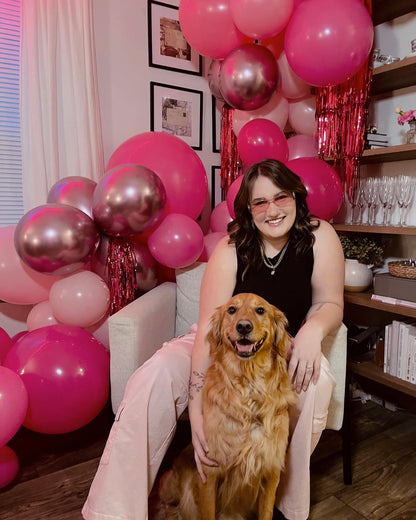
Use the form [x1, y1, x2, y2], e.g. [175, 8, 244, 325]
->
[344, 259, 373, 292]
[406, 119, 416, 144]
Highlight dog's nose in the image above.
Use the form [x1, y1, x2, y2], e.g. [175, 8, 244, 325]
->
[236, 320, 253, 335]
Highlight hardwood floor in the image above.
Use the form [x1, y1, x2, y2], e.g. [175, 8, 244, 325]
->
[1, 398, 416, 520]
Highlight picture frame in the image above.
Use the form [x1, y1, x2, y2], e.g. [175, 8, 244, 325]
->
[147, 0, 202, 76]
[212, 96, 224, 153]
[211, 166, 224, 209]
[150, 81, 203, 150]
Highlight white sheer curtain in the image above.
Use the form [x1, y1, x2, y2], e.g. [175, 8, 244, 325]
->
[21, 0, 104, 211]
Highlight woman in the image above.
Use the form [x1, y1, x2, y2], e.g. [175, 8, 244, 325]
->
[82, 159, 344, 520]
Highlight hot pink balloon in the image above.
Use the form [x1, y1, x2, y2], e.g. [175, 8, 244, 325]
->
[47, 176, 97, 218]
[107, 132, 208, 220]
[285, 0, 373, 87]
[219, 43, 279, 111]
[232, 91, 289, 137]
[0, 446, 18, 489]
[286, 157, 343, 221]
[226, 175, 244, 219]
[277, 51, 310, 100]
[3, 325, 109, 434]
[230, 0, 293, 40]
[11, 331, 28, 344]
[288, 96, 316, 136]
[0, 366, 28, 447]
[210, 201, 233, 233]
[237, 118, 289, 166]
[0, 328, 13, 365]
[260, 30, 286, 59]
[179, 0, 247, 60]
[26, 301, 59, 331]
[148, 213, 204, 269]
[0, 226, 60, 305]
[198, 232, 227, 262]
[49, 271, 110, 328]
[287, 134, 319, 160]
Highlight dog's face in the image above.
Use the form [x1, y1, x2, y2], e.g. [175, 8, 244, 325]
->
[208, 293, 289, 360]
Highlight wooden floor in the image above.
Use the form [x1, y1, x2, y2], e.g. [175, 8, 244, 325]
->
[1, 398, 416, 520]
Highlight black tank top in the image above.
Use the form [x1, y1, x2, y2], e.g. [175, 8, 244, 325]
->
[233, 240, 313, 337]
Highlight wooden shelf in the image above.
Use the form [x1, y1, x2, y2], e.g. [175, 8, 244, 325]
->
[361, 143, 416, 163]
[348, 359, 416, 397]
[371, 55, 416, 95]
[344, 291, 416, 318]
[333, 224, 416, 235]
[372, 0, 416, 26]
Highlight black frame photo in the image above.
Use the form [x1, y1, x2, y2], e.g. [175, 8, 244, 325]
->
[211, 165, 225, 209]
[147, 0, 202, 76]
[150, 81, 203, 150]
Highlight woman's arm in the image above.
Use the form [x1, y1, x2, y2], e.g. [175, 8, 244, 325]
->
[288, 220, 344, 393]
[189, 235, 237, 480]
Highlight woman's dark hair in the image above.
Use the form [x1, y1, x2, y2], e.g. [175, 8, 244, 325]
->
[228, 159, 319, 274]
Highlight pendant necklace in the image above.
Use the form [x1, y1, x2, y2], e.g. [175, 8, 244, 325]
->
[261, 240, 289, 276]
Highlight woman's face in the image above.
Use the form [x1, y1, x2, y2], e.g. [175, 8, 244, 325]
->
[249, 175, 296, 244]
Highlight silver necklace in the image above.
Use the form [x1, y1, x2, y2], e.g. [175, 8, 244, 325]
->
[261, 240, 289, 276]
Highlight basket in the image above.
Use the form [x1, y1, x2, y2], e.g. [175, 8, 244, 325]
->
[388, 260, 416, 279]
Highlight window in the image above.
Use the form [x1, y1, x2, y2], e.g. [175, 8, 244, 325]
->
[0, 0, 23, 226]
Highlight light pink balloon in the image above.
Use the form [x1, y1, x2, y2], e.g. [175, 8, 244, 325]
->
[210, 201, 233, 233]
[237, 118, 289, 166]
[288, 96, 316, 136]
[49, 271, 110, 328]
[0, 226, 61, 305]
[0, 446, 19, 489]
[285, 0, 373, 87]
[0, 366, 28, 447]
[226, 175, 244, 218]
[230, 0, 293, 40]
[47, 176, 97, 218]
[26, 301, 59, 331]
[0, 328, 13, 365]
[107, 132, 208, 220]
[277, 51, 310, 100]
[232, 91, 289, 137]
[198, 232, 227, 262]
[179, 0, 248, 60]
[287, 134, 319, 160]
[148, 214, 204, 269]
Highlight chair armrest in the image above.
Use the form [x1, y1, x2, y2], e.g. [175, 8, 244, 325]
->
[108, 282, 177, 413]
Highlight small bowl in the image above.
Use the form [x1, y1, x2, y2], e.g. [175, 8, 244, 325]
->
[388, 260, 416, 279]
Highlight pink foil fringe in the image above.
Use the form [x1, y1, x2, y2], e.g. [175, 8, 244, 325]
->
[107, 237, 138, 315]
[220, 104, 241, 196]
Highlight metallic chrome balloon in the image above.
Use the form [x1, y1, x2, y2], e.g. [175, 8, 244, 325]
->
[207, 59, 225, 101]
[219, 43, 280, 111]
[92, 164, 167, 237]
[47, 176, 97, 218]
[14, 204, 101, 275]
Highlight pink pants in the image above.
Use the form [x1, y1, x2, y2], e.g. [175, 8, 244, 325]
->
[82, 325, 335, 520]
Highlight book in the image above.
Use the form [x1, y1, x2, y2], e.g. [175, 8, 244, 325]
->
[371, 294, 416, 310]
[384, 323, 391, 374]
[366, 132, 390, 143]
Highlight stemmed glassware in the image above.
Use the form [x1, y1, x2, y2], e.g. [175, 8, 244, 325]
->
[395, 175, 416, 226]
[362, 178, 379, 225]
[378, 177, 396, 226]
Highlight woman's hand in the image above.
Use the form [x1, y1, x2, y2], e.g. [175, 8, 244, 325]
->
[287, 324, 322, 393]
[189, 408, 217, 483]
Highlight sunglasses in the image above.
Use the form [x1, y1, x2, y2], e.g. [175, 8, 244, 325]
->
[249, 191, 295, 213]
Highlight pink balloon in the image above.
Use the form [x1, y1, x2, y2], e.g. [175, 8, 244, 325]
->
[198, 232, 227, 262]
[11, 331, 28, 344]
[148, 214, 204, 269]
[47, 176, 97, 218]
[230, 0, 293, 40]
[260, 30, 286, 59]
[49, 271, 110, 328]
[288, 96, 316, 136]
[232, 91, 289, 137]
[0, 226, 61, 305]
[4, 325, 109, 434]
[26, 301, 59, 331]
[130, 238, 158, 293]
[207, 59, 225, 101]
[0, 328, 13, 365]
[179, 0, 247, 60]
[285, 0, 373, 87]
[277, 51, 310, 100]
[210, 201, 233, 233]
[287, 134, 319, 160]
[286, 158, 343, 221]
[226, 175, 244, 218]
[237, 118, 288, 165]
[0, 446, 19, 489]
[0, 366, 28, 447]
[107, 132, 208, 220]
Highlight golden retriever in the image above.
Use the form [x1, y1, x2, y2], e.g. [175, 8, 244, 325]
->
[152, 293, 297, 520]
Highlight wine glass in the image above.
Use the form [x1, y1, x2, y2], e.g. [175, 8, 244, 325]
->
[378, 177, 396, 226]
[362, 178, 379, 225]
[395, 175, 416, 226]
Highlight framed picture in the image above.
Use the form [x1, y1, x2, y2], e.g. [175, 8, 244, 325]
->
[147, 0, 202, 76]
[212, 96, 224, 153]
[211, 166, 225, 209]
[150, 82, 203, 150]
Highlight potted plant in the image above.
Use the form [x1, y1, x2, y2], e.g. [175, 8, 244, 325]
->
[339, 235, 384, 292]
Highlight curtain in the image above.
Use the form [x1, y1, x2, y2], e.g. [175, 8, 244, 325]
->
[21, 0, 104, 211]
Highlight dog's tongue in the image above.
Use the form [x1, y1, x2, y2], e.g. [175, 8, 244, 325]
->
[235, 341, 254, 353]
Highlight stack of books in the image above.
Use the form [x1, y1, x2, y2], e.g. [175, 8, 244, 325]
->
[365, 132, 390, 149]
[384, 320, 416, 383]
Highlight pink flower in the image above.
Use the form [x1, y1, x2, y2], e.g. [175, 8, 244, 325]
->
[397, 109, 416, 125]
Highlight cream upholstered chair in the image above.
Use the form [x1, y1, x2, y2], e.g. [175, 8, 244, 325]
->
[108, 262, 349, 470]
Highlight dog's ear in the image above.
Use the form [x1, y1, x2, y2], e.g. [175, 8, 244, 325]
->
[273, 307, 290, 357]
[206, 304, 224, 349]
